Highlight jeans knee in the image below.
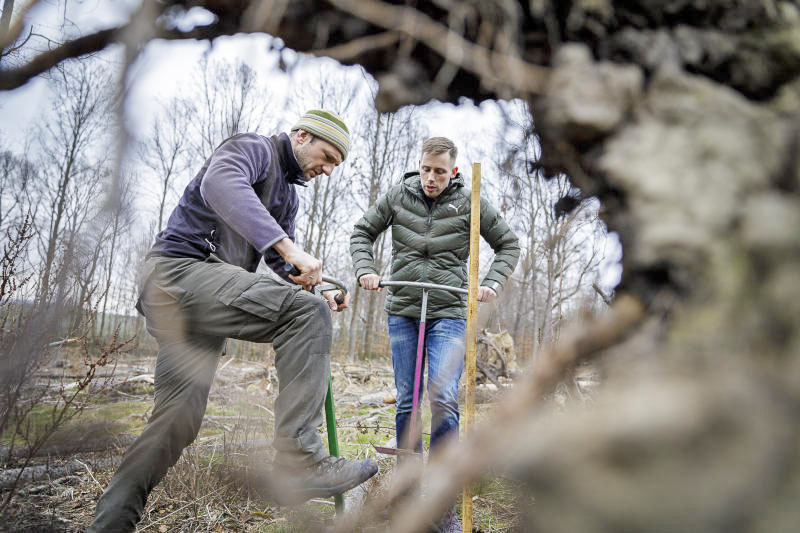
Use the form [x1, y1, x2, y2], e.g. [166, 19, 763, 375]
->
[395, 400, 413, 416]
[430, 395, 459, 419]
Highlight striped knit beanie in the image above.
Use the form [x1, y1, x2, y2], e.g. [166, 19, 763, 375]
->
[293, 109, 350, 160]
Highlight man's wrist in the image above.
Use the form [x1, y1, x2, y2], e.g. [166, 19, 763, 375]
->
[273, 237, 295, 259]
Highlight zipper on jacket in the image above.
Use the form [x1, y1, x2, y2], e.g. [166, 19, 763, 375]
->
[421, 197, 437, 286]
[205, 226, 217, 253]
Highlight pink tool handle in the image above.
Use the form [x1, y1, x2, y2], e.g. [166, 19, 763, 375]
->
[407, 288, 429, 450]
[408, 319, 425, 448]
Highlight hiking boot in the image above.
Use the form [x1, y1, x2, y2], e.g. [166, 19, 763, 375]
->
[433, 506, 462, 533]
[271, 456, 378, 506]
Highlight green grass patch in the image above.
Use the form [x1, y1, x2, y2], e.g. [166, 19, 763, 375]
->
[0, 398, 151, 446]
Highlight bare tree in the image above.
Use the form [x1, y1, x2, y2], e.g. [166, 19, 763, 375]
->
[95, 171, 136, 340]
[183, 55, 269, 166]
[0, 215, 128, 509]
[34, 60, 113, 298]
[489, 113, 607, 357]
[287, 63, 361, 261]
[138, 102, 190, 233]
[348, 98, 425, 359]
[0, 147, 37, 232]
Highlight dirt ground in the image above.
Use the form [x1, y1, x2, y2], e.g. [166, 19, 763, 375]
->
[0, 346, 545, 532]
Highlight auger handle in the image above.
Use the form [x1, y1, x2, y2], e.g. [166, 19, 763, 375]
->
[286, 265, 347, 305]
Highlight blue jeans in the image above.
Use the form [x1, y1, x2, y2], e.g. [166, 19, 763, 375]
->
[388, 314, 465, 453]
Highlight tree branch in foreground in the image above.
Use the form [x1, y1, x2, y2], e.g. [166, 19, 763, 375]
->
[334, 294, 645, 532]
[0, 27, 118, 90]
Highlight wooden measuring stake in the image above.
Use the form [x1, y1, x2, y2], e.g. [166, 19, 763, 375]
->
[462, 162, 480, 531]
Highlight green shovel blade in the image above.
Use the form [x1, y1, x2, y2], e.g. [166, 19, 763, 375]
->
[325, 374, 344, 514]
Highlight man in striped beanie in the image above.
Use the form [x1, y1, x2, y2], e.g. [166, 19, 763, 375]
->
[89, 109, 375, 532]
[291, 109, 350, 173]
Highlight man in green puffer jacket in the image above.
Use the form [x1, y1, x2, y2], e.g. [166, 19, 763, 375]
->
[350, 137, 519, 532]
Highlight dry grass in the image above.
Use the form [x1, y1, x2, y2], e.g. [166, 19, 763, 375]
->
[0, 350, 594, 531]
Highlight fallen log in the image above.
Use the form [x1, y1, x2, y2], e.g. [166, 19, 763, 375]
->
[0, 435, 136, 460]
[0, 457, 122, 490]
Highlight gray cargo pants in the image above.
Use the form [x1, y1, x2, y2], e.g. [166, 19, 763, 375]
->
[89, 255, 331, 532]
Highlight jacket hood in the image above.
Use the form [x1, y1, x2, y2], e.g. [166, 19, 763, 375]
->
[402, 170, 465, 199]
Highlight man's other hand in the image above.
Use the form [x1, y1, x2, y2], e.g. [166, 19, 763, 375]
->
[477, 286, 497, 302]
[322, 290, 350, 312]
[359, 274, 382, 292]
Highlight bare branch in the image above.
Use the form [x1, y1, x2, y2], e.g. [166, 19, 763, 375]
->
[0, 25, 31, 59]
[0, 27, 117, 90]
[311, 31, 402, 62]
[592, 282, 612, 306]
[0, 0, 37, 53]
[0, 16, 241, 91]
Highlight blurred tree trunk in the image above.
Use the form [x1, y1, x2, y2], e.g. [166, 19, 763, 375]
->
[0, 0, 14, 40]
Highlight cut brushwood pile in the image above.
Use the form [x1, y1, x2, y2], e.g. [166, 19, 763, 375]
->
[475, 329, 517, 388]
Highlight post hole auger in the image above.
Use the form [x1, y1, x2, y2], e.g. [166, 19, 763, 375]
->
[369, 280, 468, 458]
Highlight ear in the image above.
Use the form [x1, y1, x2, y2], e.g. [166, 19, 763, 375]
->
[418, 159, 421, 168]
[452, 166, 458, 176]
[297, 129, 310, 144]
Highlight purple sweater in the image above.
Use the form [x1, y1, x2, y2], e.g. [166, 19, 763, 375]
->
[150, 132, 304, 278]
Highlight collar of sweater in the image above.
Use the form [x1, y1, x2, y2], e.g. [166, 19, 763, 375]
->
[276, 132, 307, 187]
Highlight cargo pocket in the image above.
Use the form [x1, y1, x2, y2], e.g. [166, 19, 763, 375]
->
[216, 276, 300, 322]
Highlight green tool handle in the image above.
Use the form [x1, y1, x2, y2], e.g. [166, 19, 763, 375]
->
[325, 375, 344, 514]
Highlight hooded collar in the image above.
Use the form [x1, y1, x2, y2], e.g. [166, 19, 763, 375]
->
[402, 170, 464, 202]
[276, 132, 307, 187]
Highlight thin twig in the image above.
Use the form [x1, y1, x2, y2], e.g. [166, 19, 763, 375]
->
[592, 282, 613, 306]
[255, 403, 274, 418]
[138, 481, 232, 531]
[74, 459, 103, 492]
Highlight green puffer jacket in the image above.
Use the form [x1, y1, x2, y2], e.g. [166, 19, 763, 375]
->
[350, 171, 520, 320]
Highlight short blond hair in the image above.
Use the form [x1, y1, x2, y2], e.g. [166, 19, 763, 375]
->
[421, 137, 457, 165]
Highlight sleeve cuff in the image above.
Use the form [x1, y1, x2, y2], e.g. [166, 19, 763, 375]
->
[480, 279, 502, 293]
[355, 268, 377, 281]
[258, 233, 289, 254]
